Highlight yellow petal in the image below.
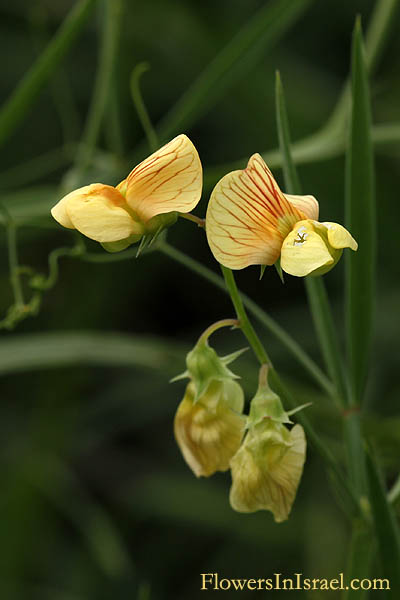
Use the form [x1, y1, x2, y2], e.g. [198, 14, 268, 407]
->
[174, 380, 245, 478]
[65, 183, 139, 243]
[321, 221, 358, 251]
[229, 423, 306, 522]
[206, 154, 306, 269]
[51, 189, 84, 229]
[285, 194, 319, 220]
[125, 134, 202, 222]
[280, 220, 334, 277]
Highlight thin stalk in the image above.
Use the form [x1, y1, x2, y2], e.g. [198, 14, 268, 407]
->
[388, 473, 400, 504]
[220, 266, 271, 366]
[221, 265, 358, 516]
[158, 241, 333, 397]
[76, 0, 123, 174]
[0, 0, 98, 148]
[0, 206, 24, 307]
[8, 222, 24, 307]
[130, 63, 159, 153]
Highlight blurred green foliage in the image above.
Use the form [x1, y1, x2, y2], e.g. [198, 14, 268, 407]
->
[0, 0, 399, 598]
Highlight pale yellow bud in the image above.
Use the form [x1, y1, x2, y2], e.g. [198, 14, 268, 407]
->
[174, 379, 245, 477]
[229, 421, 306, 522]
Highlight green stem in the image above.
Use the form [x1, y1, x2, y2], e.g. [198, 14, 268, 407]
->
[305, 277, 348, 405]
[220, 266, 271, 366]
[158, 241, 333, 397]
[221, 266, 358, 516]
[388, 473, 400, 504]
[76, 0, 123, 175]
[198, 319, 239, 345]
[0, 0, 98, 148]
[0, 206, 24, 307]
[8, 220, 24, 307]
[130, 63, 159, 153]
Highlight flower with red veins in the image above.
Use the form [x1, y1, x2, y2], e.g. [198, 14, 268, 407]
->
[206, 153, 357, 276]
[51, 134, 202, 251]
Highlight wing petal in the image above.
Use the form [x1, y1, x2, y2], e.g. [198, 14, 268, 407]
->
[125, 134, 202, 222]
[206, 153, 306, 269]
[285, 193, 319, 220]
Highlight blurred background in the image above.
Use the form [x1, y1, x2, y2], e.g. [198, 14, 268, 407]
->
[0, 0, 399, 598]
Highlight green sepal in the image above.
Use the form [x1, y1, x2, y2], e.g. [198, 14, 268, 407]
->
[186, 341, 241, 402]
[101, 234, 142, 253]
[259, 264, 267, 280]
[274, 258, 285, 283]
[247, 367, 290, 426]
[287, 402, 312, 417]
[136, 234, 152, 257]
[220, 347, 248, 366]
[169, 370, 190, 383]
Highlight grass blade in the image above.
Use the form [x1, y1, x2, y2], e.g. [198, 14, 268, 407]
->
[366, 451, 400, 597]
[157, 0, 314, 141]
[0, 331, 184, 375]
[0, 0, 99, 148]
[275, 72, 347, 404]
[345, 19, 376, 406]
[343, 519, 373, 599]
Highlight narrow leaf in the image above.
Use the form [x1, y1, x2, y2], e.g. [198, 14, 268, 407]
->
[0, 0, 98, 148]
[275, 71, 347, 404]
[158, 0, 314, 141]
[345, 19, 376, 406]
[366, 451, 400, 597]
[343, 519, 373, 600]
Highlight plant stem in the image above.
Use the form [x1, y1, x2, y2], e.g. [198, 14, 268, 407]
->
[76, 0, 123, 175]
[130, 63, 159, 153]
[220, 266, 271, 366]
[221, 265, 359, 516]
[8, 220, 24, 307]
[158, 242, 334, 396]
[388, 473, 400, 504]
[0, 0, 99, 148]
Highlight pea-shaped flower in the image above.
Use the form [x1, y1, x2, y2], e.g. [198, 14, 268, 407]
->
[51, 134, 202, 251]
[172, 319, 246, 477]
[206, 153, 357, 276]
[229, 365, 307, 522]
[174, 379, 245, 477]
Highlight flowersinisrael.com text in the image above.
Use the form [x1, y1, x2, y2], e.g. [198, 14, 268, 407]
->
[200, 573, 390, 592]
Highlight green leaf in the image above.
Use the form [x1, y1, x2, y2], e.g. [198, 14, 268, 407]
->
[204, 0, 399, 191]
[0, 0, 99, 148]
[274, 71, 347, 406]
[157, 0, 314, 141]
[345, 19, 376, 406]
[366, 451, 400, 597]
[0, 331, 185, 375]
[343, 519, 373, 600]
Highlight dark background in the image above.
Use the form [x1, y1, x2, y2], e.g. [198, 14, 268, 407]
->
[0, 0, 399, 598]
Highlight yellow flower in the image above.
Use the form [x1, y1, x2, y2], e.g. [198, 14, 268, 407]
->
[229, 364, 307, 522]
[206, 153, 357, 276]
[51, 134, 202, 250]
[174, 379, 245, 477]
[229, 421, 306, 522]
[172, 319, 246, 477]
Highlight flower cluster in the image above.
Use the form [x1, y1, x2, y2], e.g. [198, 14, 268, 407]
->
[51, 135, 357, 521]
[173, 328, 307, 522]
